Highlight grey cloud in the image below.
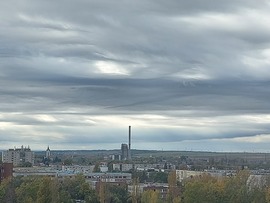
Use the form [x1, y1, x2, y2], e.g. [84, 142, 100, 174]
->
[2, 76, 270, 114]
[1, 0, 270, 150]
[2, 0, 270, 80]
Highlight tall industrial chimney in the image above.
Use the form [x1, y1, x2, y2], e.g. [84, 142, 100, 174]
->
[128, 126, 131, 160]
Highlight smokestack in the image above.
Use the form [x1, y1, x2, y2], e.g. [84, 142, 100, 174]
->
[128, 126, 131, 160]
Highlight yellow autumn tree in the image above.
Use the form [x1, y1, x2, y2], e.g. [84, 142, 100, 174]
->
[132, 177, 140, 203]
[141, 190, 160, 203]
[167, 170, 180, 203]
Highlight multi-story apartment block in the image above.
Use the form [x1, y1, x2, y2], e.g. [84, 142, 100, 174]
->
[176, 170, 205, 182]
[121, 163, 133, 172]
[113, 163, 121, 171]
[2, 146, 35, 166]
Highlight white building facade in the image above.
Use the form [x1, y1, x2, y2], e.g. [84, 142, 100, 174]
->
[2, 146, 35, 166]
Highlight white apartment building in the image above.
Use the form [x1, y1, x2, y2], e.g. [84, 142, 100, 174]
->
[2, 146, 35, 166]
[113, 163, 121, 171]
[176, 170, 205, 182]
[61, 165, 95, 174]
[176, 169, 231, 183]
[121, 163, 133, 172]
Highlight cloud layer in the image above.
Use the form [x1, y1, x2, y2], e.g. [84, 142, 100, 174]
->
[1, 0, 270, 151]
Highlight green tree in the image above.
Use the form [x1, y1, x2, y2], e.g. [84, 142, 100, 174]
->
[58, 190, 73, 203]
[249, 188, 267, 203]
[15, 177, 41, 202]
[93, 163, 100, 172]
[36, 177, 60, 203]
[61, 174, 98, 202]
[0, 178, 10, 202]
[181, 170, 267, 203]
[223, 170, 250, 203]
[14, 175, 98, 203]
[63, 158, 73, 165]
[141, 190, 161, 203]
[154, 171, 168, 183]
[81, 182, 99, 203]
[108, 184, 129, 203]
[182, 174, 225, 203]
[53, 156, 61, 163]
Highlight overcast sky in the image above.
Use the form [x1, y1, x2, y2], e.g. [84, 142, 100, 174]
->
[1, 0, 270, 151]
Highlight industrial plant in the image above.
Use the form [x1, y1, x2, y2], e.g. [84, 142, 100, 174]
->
[121, 125, 132, 161]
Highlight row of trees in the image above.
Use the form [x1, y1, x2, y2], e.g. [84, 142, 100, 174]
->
[2, 170, 270, 202]
[0, 173, 171, 203]
[181, 170, 270, 203]
[139, 170, 270, 203]
[0, 175, 99, 203]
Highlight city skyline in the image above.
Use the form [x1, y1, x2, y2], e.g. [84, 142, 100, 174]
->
[1, 1, 270, 151]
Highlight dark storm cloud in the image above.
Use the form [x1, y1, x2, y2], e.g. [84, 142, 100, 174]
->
[1, 0, 270, 150]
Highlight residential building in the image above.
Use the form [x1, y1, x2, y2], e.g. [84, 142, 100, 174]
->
[121, 163, 133, 172]
[112, 163, 121, 171]
[2, 146, 35, 166]
[176, 169, 229, 183]
[176, 170, 205, 182]
[83, 172, 132, 183]
[61, 165, 95, 174]
[100, 166, 108, 173]
[13, 167, 132, 185]
[110, 154, 122, 161]
[143, 185, 169, 200]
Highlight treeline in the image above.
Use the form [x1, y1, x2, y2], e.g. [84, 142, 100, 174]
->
[0, 174, 132, 203]
[181, 170, 270, 203]
[1, 170, 270, 203]
[162, 170, 270, 203]
[134, 170, 270, 203]
[0, 175, 99, 203]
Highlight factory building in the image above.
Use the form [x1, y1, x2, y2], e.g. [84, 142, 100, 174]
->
[121, 126, 132, 161]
